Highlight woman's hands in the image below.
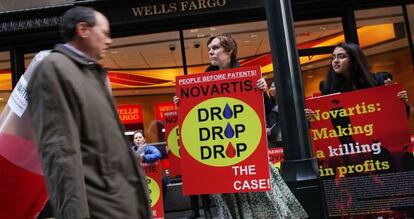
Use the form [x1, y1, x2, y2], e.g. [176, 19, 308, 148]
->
[397, 90, 408, 103]
[173, 95, 180, 106]
[305, 108, 315, 121]
[256, 78, 267, 91]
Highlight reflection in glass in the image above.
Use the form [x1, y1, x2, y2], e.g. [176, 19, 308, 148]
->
[407, 4, 414, 49]
[0, 51, 11, 112]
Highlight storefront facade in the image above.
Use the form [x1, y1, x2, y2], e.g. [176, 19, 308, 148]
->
[1, 0, 414, 217]
[1, 0, 414, 140]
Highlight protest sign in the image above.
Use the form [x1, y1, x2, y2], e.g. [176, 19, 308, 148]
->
[176, 66, 269, 194]
[164, 110, 181, 177]
[142, 161, 164, 219]
[307, 84, 413, 218]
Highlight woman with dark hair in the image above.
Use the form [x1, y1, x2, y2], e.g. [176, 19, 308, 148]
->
[321, 42, 377, 95]
[318, 42, 408, 113]
[307, 43, 378, 120]
[321, 42, 409, 100]
[265, 81, 282, 148]
[315, 42, 411, 215]
[205, 34, 307, 219]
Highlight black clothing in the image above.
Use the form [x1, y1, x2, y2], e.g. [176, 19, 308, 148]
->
[264, 92, 282, 148]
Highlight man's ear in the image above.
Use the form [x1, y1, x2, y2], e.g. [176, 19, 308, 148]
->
[76, 22, 90, 38]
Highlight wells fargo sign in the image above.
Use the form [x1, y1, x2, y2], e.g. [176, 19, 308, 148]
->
[117, 104, 143, 124]
[131, 0, 227, 17]
[155, 102, 178, 121]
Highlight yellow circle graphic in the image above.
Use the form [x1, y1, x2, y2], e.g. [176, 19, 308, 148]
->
[181, 97, 261, 167]
[167, 126, 180, 158]
[146, 176, 160, 207]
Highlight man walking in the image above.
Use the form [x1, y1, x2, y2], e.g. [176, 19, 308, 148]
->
[28, 7, 152, 218]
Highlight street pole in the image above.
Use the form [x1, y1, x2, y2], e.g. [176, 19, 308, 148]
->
[264, 0, 327, 218]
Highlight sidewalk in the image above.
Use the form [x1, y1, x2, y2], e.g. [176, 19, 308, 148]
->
[165, 208, 218, 219]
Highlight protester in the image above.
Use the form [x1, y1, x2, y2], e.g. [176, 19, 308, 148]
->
[28, 7, 151, 218]
[314, 42, 412, 215]
[375, 71, 394, 86]
[172, 34, 275, 219]
[320, 42, 408, 101]
[320, 42, 377, 94]
[205, 34, 307, 218]
[132, 129, 162, 162]
[132, 129, 170, 201]
[307, 42, 408, 119]
[315, 42, 409, 143]
[375, 71, 410, 117]
[264, 81, 282, 148]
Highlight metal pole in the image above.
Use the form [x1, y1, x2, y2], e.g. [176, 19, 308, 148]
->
[179, 30, 188, 75]
[10, 48, 25, 88]
[402, 3, 414, 67]
[342, 7, 359, 44]
[263, 0, 327, 218]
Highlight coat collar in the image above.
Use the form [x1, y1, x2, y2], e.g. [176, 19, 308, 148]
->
[53, 44, 98, 68]
[205, 59, 240, 72]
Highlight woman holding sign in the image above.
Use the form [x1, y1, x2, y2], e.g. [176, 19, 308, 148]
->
[314, 42, 413, 216]
[205, 34, 307, 219]
[265, 81, 282, 148]
[375, 71, 410, 117]
[131, 130, 162, 162]
[320, 42, 408, 102]
[316, 42, 409, 144]
[131, 130, 170, 206]
[307, 42, 409, 120]
[320, 42, 377, 94]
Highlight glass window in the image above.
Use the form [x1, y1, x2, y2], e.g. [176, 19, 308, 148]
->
[183, 21, 270, 71]
[355, 6, 414, 133]
[295, 17, 343, 49]
[295, 17, 343, 97]
[0, 92, 10, 113]
[182, 17, 343, 78]
[407, 4, 414, 53]
[0, 51, 11, 112]
[102, 31, 182, 93]
[180, 18, 344, 98]
[301, 62, 330, 98]
[104, 31, 183, 143]
[24, 32, 183, 144]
